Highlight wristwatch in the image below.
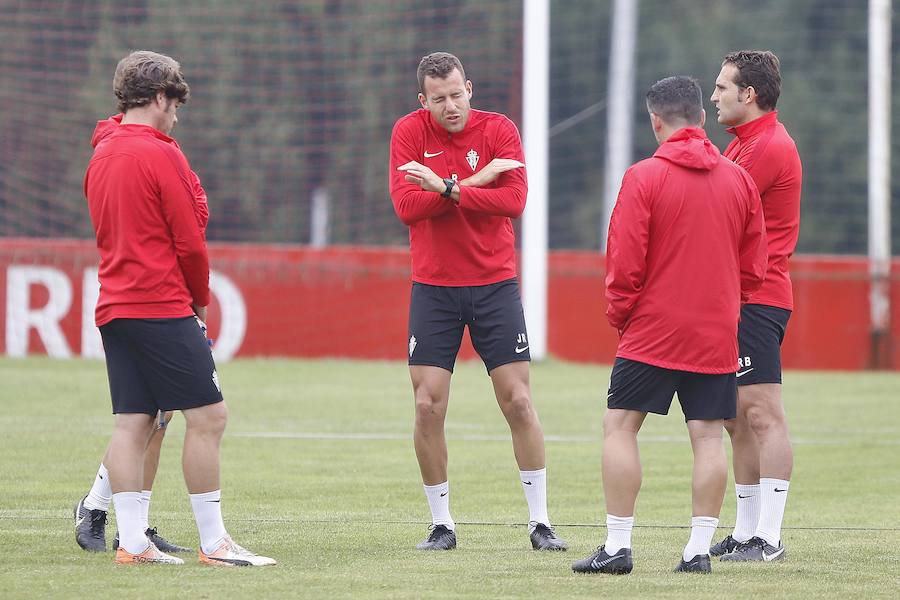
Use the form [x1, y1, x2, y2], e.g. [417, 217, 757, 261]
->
[441, 178, 456, 198]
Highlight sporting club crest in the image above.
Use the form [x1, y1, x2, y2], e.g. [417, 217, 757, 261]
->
[466, 149, 480, 171]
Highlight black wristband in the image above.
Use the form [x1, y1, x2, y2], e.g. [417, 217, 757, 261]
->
[441, 178, 455, 198]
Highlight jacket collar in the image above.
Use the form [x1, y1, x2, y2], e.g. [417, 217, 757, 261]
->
[726, 110, 778, 140]
[92, 113, 176, 148]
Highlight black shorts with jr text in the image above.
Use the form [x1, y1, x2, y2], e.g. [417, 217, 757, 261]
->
[407, 278, 530, 374]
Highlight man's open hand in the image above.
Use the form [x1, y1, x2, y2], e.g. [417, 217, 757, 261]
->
[398, 161, 444, 193]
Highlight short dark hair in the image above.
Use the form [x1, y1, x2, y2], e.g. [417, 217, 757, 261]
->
[113, 50, 190, 113]
[416, 52, 466, 93]
[722, 50, 781, 111]
[645, 76, 703, 125]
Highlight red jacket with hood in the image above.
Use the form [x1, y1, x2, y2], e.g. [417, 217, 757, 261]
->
[389, 108, 526, 286]
[84, 114, 210, 326]
[606, 127, 768, 373]
[724, 111, 802, 311]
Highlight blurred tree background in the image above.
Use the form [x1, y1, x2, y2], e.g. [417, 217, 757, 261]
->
[0, 0, 896, 254]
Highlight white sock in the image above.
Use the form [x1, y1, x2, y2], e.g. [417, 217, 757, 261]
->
[731, 483, 760, 542]
[112, 491, 150, 554]
[604, 514, 634, 554]
[83, 463, 112, 511]
[139, 490, 152, 531]
[755, 478, 789, 546]
[423, 482, 455, 530]
[190, 490, 228, 555]
[684, 516, 719, 561]
[520, 468, 549, 531]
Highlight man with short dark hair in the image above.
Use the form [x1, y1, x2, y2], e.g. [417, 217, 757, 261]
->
[389, 51, 567, 552]
[572, 76, 767, 575]
[709, 50, 802, 563]
[84, 50, 275, 566]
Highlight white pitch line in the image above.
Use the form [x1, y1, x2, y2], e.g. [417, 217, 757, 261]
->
[3, 511, 898, 531]
[229, 432, 900, 445]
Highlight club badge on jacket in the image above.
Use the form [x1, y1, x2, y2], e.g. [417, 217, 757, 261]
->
[466, 149, 479, 171]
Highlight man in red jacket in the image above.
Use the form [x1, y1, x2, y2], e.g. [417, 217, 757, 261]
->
[390, 52, 566, 552]
[572, 76, 767, 575]
[710, 50, 802, 563]
[84, 50, 274, 567]
[74, 112, 210, 556]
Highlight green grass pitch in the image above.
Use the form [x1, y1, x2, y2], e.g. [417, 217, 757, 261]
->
[1, 357, 898, 598]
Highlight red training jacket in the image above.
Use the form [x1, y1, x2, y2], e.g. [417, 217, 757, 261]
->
[85, 115, 210, 326]
[606, 127, 768, 373]
[389, 108, 526, 286]
[724, 110, 802, 311]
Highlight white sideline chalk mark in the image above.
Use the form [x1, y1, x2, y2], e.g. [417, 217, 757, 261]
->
[228, 432, 900, 446]
[2, 511, 899, 532]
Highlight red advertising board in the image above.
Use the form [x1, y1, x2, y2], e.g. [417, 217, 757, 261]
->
[1, 238, 897, 369]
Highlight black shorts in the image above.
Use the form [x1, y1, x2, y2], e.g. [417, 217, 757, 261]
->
[99, 317, 224, 415]
[737, 304, 791, 386]
[408, 278, 530, 373]
[607, 358, 737, 421]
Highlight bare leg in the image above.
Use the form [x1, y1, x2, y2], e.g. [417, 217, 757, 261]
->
[723, 391, 765, 545]
[490, 362, 544, 470]
[181, 402, 228, 493]
[572, 408, 644, 571]
[725, 406, 760, 485]
[142, 413, 172, 491]
[742, 383, 792, 547]
[410, 366, 452, 485]
[687, 419, 727, 517]
[105, 412, 157, 555]
[106, 413, 157, 493]
[602, 408, 646, 517]
[740, 384, 792, 480]
[102, 410, 170, 491]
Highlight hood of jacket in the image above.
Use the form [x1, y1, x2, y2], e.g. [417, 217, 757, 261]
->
[652, 126, 720, 171]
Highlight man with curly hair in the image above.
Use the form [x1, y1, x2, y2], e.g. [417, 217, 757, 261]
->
[83, 50, 275, 566]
